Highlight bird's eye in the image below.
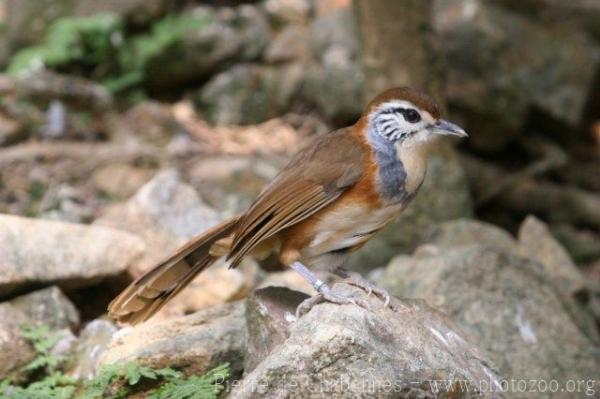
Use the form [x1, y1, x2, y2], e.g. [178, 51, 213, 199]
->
[403, 109, 421, 123]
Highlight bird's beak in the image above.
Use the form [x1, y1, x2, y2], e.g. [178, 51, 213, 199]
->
[430, 119, 468, 138]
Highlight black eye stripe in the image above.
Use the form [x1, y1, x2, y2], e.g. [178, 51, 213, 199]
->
[380, 107, 421, 123]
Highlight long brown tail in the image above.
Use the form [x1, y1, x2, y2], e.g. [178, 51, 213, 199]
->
[108, 216, 240, 325]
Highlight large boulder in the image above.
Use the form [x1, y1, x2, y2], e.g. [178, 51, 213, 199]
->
[375, 246, 599, 397]
[234, 285, 501, 398]
[301, 7, 364, 123]
[9, 286, 80, 331]
[264, 25, 311, 64]
[95, 169, 222, 275]
[421, 218, 517, 253]
[187, 154, 279, 214]
[517, 216, 599, 343]
[518, 216, 588, 298]
[435, 1, 600, 151]
[0, 214, 145, 298]
[194, 63, 303, 126]
[243, 287, 309, 373]
[99, 302, 246, 378]
[145, 6, 269, 91]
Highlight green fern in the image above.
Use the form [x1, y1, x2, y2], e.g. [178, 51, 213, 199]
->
[0, 325, 75, 399]
[19, 324, 64, 374]
[148, 363, 231, 399]
[0, 324, 231, 399]
[0, 373, 76, 399]
[82, 361, 183, 399]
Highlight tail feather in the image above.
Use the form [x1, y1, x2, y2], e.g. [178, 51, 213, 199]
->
[108, 216, 240, 325]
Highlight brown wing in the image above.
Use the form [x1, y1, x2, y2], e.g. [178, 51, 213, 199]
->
[227, 128, 365, 267]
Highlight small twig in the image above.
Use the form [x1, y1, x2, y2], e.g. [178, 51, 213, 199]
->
[0, 141, 163, 169]
[475, 137, 568, 206]
[0, 72, 113, 111]
[461, 154, 600, 228]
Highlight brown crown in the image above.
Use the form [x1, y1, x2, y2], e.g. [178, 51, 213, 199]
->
[364, 87, 441, 120]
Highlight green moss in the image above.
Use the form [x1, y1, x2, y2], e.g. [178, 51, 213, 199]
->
[8, 13, 123, 75]
[7, 12, 211, 96]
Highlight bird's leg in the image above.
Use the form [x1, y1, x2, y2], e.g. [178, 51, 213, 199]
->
[332, 267, 394, 310]
[289, 262, 372, 318]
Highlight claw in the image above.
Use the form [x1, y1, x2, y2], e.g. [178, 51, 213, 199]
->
[295, 285, 373, 318]
[337, 271, 394, 311]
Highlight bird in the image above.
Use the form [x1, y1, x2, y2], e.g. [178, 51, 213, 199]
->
[108, 87, 467, 325]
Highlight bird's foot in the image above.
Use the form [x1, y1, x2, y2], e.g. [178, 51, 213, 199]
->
[295, 284, 372, 319]
[334, 269, 397, 311]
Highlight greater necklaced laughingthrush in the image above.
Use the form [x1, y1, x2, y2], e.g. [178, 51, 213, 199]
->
[108, 87, 468, 324]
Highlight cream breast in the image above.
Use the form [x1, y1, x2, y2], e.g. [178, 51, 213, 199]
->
[395, 142, 428, 195]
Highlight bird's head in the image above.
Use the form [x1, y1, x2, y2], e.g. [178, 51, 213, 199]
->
[364, 87, 467, 148]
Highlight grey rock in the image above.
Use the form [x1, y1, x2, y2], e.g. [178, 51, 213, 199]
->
[0, 214, 145, 298]
[375, 246, 599, 397]
[518, 215, 588, 298]
[264, 25, 310, 64]
[5, 0, 73, 47]
[99, 302, 246, 377]
[244, 287, 309, 373]
[96, 168, 218, 241]
[50, 328, 78, 362]
[74, 0, 166, 25]
[347, 144, 473, 272]
[309, 7, 359, 61]
[67, 319, 118, 379]
[436, 1, 599, 151]
[517, 216, 599, 343]
[234, 285, 501, 398]
[301, 58, 364, 124]
[302, 7, 364, 123]
[0, 304, 36, 380]
[146, 6, 269, 90]
[95, 169, 222, 275]
[9, 286, 80, 331]
[188, 155, 278, 214]
[195, 63, 303, 125]
[232, 6, 271, 61]
[264, 0, 312, 25]
[421, 218, 517, 253]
